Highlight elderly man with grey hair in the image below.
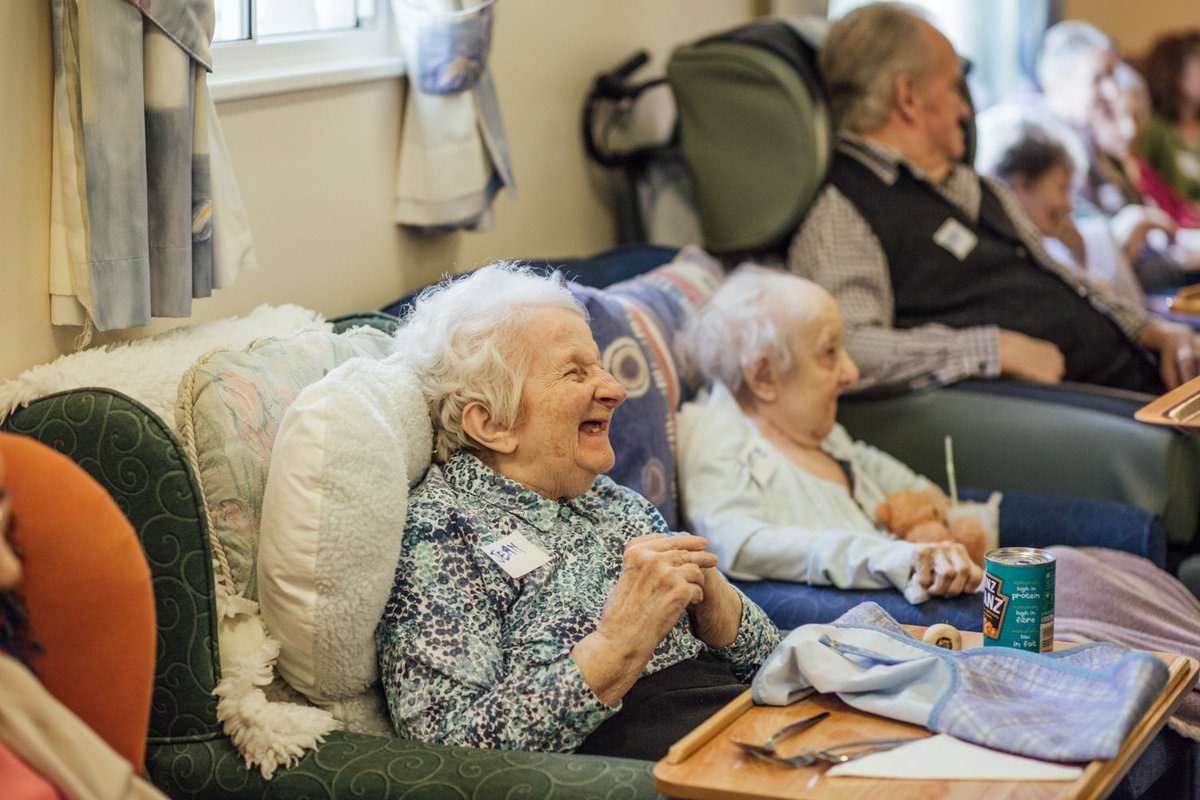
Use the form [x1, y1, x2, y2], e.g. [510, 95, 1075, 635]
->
[375, 262, 779, 761]
[789, 2, 1199, 396]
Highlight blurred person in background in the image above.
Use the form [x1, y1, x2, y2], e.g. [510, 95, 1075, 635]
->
[1137, 31, 1200, 213]
[975, 103, 1145, 304]
[791, 3, 1200, 396]
[1036, 20, 1188, 287]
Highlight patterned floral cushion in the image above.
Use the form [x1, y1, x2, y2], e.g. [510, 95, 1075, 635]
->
[176, 328, 397, 600]
[571, 245, 725, 529]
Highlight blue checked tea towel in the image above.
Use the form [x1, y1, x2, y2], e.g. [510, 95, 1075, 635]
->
[753, 602, 1168, 762]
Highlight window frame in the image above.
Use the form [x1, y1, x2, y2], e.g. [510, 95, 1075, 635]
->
[209, 1, 404, 103]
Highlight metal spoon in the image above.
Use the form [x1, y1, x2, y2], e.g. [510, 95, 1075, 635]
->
[731, 711, 830, 759]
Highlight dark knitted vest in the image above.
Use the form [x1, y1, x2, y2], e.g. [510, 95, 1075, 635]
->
[828, 153, 1163, 394]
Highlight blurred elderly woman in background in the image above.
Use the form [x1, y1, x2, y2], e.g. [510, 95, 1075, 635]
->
[975, 104, 1146, 304]
[375, 263, 779, 761]
[1138, 30, 1200, 212]
[677, 265, 982, 603]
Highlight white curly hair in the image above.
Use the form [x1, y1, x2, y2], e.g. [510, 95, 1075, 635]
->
[398, 262, 586, 461]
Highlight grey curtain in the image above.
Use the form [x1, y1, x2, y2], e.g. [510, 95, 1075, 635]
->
[50, 0, 253, 332]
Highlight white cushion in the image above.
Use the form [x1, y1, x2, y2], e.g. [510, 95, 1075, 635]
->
[257, 352, 432, 722]
[178, 327, 397, 600]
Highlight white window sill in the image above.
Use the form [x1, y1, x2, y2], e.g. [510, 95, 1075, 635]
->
[211, 54, 405, 102]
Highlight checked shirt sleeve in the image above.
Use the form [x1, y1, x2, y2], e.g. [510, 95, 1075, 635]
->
[789, 186, 1002, 394]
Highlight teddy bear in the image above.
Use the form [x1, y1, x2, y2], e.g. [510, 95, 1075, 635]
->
[875, 489, 988, 566]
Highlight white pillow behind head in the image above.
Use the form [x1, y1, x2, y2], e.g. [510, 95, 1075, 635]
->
[257, 352, 432, 724]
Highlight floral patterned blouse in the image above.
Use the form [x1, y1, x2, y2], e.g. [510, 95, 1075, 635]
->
[375, 451, 781, 753]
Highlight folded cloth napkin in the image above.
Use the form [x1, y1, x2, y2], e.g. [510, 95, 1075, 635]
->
[753, 602, 1168, 762]
[826, 734, 1082, 781]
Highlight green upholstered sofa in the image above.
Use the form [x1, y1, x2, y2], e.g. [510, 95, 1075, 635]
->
[0, 312, 663, 800]
[839, 379, 1200, 562]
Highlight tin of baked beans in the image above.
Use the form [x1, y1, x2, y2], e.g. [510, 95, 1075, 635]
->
[982, 547, 1055, 652]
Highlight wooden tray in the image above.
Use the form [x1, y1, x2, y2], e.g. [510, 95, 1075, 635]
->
[654, 632, 1198, 800]
[1135, 374, 1200, 431]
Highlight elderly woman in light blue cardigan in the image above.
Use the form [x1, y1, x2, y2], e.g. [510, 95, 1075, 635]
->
[677, 265, 982, 602]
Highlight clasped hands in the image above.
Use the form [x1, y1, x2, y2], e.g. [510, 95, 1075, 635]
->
[1139, 319, 1200, 389]
[575, 533, 740, 706]
[909, 540, 982, 600]
[598, 534, 740, 653]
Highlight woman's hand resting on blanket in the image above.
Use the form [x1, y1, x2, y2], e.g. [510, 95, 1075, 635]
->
[909, 541, 982, 599]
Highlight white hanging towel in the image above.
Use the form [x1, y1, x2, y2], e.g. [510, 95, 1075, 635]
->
[391, 0, 514, 230]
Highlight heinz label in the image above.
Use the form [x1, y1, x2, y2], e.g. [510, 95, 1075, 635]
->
[983, 547, 1055, 652]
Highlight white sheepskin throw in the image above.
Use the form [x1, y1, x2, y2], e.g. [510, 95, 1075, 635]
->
[213, 635, 340, 780]
[0, 304, 328, 427]
[257, 351, 432, 733]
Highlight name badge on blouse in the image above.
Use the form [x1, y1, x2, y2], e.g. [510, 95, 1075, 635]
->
[933, 217, 977, 261]
[739, 440, 777, 486]
[483, 532, 550, 579]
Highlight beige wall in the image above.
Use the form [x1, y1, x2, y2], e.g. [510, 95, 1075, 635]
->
[10, 2, 1195, 383]
[0, 2, 756, 381]
[1062, 0, 1200, 56]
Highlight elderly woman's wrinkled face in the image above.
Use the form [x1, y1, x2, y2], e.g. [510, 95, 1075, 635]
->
[775, 293, 860, 444]
[502, 307, 628, 500]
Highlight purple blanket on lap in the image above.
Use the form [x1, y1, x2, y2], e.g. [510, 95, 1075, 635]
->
[1050, 546, 1200, 739]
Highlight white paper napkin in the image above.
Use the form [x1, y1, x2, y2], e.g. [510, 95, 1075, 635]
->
[826, 734, 1083, 781]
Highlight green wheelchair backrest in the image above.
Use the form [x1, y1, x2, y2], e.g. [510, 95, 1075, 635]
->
[667, 17, 831, 261]
[667, 16, 976, 262]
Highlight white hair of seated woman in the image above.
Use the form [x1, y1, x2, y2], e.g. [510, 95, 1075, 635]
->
[683, 264, 826, 396]
[399, 263, 587, 461]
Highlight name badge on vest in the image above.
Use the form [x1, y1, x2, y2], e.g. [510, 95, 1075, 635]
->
[933, 217, 978, 261]
[483, 532, 550, 579]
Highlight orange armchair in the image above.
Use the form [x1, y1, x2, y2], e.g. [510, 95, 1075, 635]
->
[1, 432, 156, 771]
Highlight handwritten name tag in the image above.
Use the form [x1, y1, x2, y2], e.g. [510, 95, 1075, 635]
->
[933, 217, 977, 261]
[739, 440, 777, 486]
[483, 532, 550, 579]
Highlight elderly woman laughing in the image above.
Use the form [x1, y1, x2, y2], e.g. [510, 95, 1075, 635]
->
[375, 264, 780, 760]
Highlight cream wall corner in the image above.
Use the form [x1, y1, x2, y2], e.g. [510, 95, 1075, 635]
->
[0, 1, 756, 381]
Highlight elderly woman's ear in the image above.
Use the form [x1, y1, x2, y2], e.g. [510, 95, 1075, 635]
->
[741, 356, 782, 404]
[461, 400, 519, 455]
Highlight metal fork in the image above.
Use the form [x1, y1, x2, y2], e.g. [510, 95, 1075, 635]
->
[730, 711, 830, 759]
[811, 737, 925, 763]
[740, 736, 923, 768]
